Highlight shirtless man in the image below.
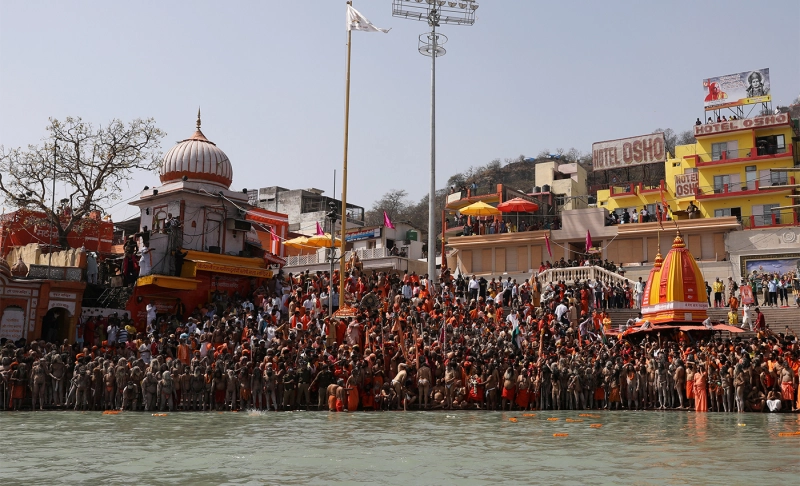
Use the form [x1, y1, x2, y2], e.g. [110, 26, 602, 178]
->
[91, 365, 104, 410]
[250, 365, 265, 410]
[393, 363, 409, 410]
[673, 359, 686, 409]
[74, 366, 90, 411]
[31, 359, 47, 410]
[121, 380, 139, 411]
[484, 364, 499, 411]
[239, 365, 252, 410]
[180, 367, 192, 410]
[567, 371, 582, 410]
[551, 365, 562, 411]
[518, 369, 532, 411]
[501, 366, 516, 411]
[417, 361, 433, 409]
[321, 381, 335, 412]
[114, 358, 130, 410]
[311, 365, 333, 411]
[626, 364, 640, 411]
[334, 379, 348, 412]
[778, 362, 795, 411]
[430, 379, 446, 410]
[141, 370, 158, 411]
[212, 366, 226, 411]
[158, 371, 176, 411]
[50, 354, 66, 407]
[264, 368, 277, 411]
[685, 363, 696, 410]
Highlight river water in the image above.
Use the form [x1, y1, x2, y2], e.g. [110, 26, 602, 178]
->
[2, 410, 799, 485]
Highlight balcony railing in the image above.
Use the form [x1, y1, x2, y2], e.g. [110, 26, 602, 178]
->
[743, 210, 799, 229]
[537, 265, 629, 287]
[285, 247, 395, 267]
[690, 144, 792, 166]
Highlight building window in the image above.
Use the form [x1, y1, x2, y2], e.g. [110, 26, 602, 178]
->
[713, 175, 730, 193]
[753, 204, 780, 226]
[684, 168, 698, 174]
[745, 166, 757, 190]
[714, 208, 731, 217]
[711, 142, 728, 161]
[770, 171, 788, 186]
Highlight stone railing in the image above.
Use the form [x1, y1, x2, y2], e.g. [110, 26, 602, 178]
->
[285, 247, 394, 267]
[537, 265, 628, 287]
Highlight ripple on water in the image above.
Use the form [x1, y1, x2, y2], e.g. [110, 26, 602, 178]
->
[1, 410, 798, 484]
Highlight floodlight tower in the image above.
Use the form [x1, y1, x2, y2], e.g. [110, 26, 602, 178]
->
[392, 0, 478, 288]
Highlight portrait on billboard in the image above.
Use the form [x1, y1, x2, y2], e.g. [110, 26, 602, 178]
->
[704, 82, 727, 103]
[702, 68, 771, 111]
[746, 71, 768, 97]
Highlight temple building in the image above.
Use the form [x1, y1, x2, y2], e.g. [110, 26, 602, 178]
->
[124, 112, 288, 324]
[641, 233, 709, 324]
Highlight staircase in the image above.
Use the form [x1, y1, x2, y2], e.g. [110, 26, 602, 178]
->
[603, 306, 800, 338]
[537, 265, 629, 287]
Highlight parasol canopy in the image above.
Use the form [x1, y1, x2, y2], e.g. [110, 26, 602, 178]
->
[460, 201, 501, 217]
[496, 197, 539, 213]
[283, 236, 310, 249]
[306, 233, 342, 248]
[497, 197, 539, 228]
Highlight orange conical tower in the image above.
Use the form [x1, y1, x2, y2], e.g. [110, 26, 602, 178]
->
[641, 232, 708, 324]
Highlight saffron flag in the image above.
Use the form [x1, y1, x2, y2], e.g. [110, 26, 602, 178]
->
[545, 234, 553, 258]
[315, 222, 324, 236]
[659, 186, 669, 229]
[585, 230, 593, 253]
[384, 211, 396, 229]
[347, 5, 390, 33]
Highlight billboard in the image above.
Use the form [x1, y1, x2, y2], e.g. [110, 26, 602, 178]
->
[592, 132, 666, 171]
[674, 172, 699, 198]
[703, 69, 770, 111]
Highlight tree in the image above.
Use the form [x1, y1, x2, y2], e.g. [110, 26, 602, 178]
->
[676, 130, 697, 147]
[364, 189, 411, 226]
[0, 117, 165, 249]
[653, 128, 677, 157]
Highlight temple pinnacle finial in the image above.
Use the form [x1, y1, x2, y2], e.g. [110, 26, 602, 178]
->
[196, 107, 201, 130]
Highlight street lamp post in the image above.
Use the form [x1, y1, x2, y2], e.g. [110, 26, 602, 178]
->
[326, 202, 339, 317]
[391, 0, 478, 289]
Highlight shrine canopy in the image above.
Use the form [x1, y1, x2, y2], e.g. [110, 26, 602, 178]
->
[641, 232, 708, 324]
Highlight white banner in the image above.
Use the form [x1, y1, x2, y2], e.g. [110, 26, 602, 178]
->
[592, 133, 666, 171]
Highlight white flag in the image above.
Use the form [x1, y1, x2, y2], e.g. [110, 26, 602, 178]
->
[347, 5, 390, 33]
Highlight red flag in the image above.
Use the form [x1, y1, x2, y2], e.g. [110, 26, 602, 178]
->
[545, 234, 553, 258]
[585, 230, 592, 253]
[383, 211, 396, 229]
[315, 221, 324, 236]
[271, 231, 279, 242]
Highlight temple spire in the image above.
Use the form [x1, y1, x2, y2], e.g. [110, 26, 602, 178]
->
[196, 107, 201, 130]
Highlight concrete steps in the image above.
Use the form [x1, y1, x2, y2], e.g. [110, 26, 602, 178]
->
[603, 306, 800, 338]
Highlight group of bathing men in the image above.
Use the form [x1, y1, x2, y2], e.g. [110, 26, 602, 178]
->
[1, 267, 798, 413]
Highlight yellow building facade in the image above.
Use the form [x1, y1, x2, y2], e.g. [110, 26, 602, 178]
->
[598, 113, 798, 228]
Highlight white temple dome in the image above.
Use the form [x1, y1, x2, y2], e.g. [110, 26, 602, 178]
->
[159, 110, 233, 189]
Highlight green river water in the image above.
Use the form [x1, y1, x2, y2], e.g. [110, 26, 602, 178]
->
[1, 410, 798, 485]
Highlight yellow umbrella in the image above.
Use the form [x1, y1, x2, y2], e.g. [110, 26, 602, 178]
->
[460, 201, 501, 217]
[283, 236, 310, 249]
[306, 233, 342, 248]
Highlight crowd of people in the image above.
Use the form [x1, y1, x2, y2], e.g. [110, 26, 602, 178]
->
[1, 266, 798, 414]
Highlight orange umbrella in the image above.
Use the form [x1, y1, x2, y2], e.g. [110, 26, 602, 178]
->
[497, 197, 539, 213]
[496, 197, 539, 227]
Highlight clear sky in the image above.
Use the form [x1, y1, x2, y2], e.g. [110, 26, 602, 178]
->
[1, 0, 798, 222]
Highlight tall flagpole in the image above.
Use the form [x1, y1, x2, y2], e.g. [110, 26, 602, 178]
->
[339, 2, 353, 309]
